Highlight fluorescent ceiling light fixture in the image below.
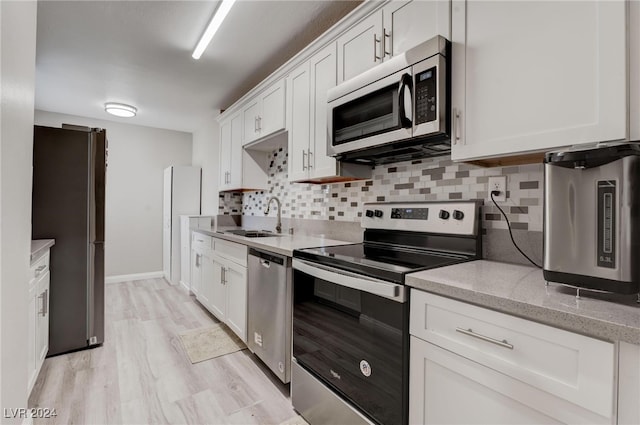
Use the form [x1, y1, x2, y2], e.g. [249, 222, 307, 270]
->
[104, 102, 137, 118]
[192, 0, 237, 60]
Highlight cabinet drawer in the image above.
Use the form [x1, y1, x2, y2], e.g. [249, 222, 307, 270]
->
[409, 290, 615, 419]
[213, 238, 247, 266]
[191, 232, 212, 249]
[30, 252, 50, 283]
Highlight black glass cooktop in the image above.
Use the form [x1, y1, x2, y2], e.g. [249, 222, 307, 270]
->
[293, 243, 472, 284]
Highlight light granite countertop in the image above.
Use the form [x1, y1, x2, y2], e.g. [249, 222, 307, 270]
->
[31, 239, 55, 264]
[192, 227, 354, 257]
[407, 260, 640, 345]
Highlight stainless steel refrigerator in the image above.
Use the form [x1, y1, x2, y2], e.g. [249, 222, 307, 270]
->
[31, 125, 106, 356]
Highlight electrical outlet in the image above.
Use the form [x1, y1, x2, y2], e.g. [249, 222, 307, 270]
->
[488, 176, 507, 202]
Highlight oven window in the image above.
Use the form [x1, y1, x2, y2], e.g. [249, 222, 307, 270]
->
[293, 269, 408, 425]
[332, 83, 401, 146]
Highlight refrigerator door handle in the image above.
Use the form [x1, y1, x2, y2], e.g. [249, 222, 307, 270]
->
[89, 130, 106, 244]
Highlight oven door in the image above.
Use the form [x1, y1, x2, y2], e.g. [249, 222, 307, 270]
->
[292, 259, 409, 425]
[328, 68, 413, 157]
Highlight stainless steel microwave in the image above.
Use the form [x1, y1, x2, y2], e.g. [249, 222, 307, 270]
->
[327, 36, 450, 164]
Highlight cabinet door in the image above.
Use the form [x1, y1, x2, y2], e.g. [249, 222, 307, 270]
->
[190, 248, 201, 296]
[337, 12, 383, 83]
[36, 273, 50, 367]
[287, 60, 311, 182]
[451, 0, 627, 161]
[618, 342, 640, 425]
[243, 98, 261, 145]
[219, 119, 232, 190]
[260, 79, 286, 138]
[229, 112, 243, 188]
[310, 43, 338, 179]
[382, 0, 450, 59]
[27, 283, 37, 392]
[224, 261, 247, 342]
[196, 251, 210, 307]
[410, 337, 563, 425]
[207, 254, 226, 321]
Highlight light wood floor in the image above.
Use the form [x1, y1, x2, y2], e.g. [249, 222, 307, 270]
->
[28, 278, 296, 425]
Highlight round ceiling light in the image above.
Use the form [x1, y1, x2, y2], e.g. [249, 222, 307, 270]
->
[104, 102, 137, 118]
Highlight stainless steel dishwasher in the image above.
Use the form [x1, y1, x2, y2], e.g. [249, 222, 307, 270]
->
[247, 248, 292, 383]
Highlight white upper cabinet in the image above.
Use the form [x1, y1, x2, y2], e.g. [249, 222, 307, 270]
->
[310, 44, 340, 178]
[451, 0, 628, 162]
[243, 79, 286, 145]
[337, 12, 383, 83]
[287, 43, 371, 183]
[631, 0, 639, 140]
[381, 0, 450, 59]
[219, 111, 243, 191]
[287, 60, 312, 182]
[337, 0, 450, 83]
[242, 98, 261, 145]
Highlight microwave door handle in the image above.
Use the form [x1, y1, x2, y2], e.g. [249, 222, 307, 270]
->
[398, 73, 412, 128]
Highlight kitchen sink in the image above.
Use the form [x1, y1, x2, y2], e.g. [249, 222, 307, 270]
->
[224, 229, 282, 238]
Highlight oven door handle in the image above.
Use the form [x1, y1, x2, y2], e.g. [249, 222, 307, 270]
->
[293, 259, 407, 303]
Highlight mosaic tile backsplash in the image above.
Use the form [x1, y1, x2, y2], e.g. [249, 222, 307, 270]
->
[220, 147, 544, 232]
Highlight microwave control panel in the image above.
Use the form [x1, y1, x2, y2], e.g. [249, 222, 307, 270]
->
[415, 67, 437, 125]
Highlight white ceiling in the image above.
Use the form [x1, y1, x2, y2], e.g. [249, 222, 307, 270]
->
[35, 0, 360, 132]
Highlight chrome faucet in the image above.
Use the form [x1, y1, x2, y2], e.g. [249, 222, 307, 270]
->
[264, 196, 282, 233]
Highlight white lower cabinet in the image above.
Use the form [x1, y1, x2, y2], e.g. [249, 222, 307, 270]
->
[195, 237, 248, 342]
[28, 251, 51, 395]
[190, 232, 213, 297]
[409, 290, 615, 424]
[618, 342, 640, 425]
[221, 260, 247, 341]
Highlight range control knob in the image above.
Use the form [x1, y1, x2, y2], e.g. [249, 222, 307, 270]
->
[391, 208, 401, 219]
[452, 210, 464, 220]
[374, 210, 384, 218]
[439, 210, 450, 220]
[365, 209, 374, 218]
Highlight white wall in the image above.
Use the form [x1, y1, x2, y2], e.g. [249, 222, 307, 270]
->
[34, 110, 192, 277]
[191, 111, 220, 215]
[0, 1, 38, 420]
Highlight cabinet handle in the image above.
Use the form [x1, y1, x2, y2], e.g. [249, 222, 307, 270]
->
[221, 267, 226, 285]
[195, 253, 200, 267]
[455, 327, 514, 350]
[307, 149, 313, 169]
[383, 28, 391, 57]
[302, 150, 307, 170]
[257, 116, 262, 131]
[453, 108, 461, 145]
[38, 289, 48, 317]
[254, 117, 258, 132]
[35, 264, 47, 277]
[373, 34, 382, 61]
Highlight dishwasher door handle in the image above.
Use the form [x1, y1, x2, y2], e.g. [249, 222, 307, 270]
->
[260, 259, 271, 268]
[293, 259, 406, 302]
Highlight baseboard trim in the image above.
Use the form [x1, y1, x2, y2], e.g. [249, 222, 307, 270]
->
[105, 271, 164, 284]
[179, 280, 191, 292]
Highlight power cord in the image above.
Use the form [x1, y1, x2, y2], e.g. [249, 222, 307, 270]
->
[490, 190, 542, 269]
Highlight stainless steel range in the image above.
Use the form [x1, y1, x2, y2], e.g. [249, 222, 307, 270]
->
[291, 201, 482, 425]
